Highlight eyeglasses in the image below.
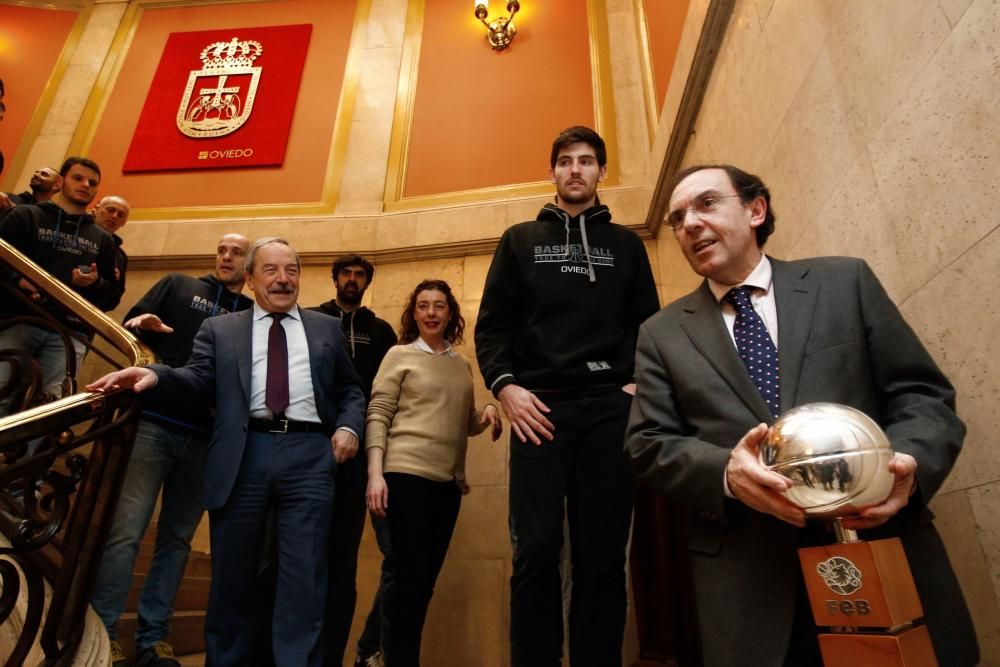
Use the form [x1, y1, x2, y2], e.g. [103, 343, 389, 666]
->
[665, 194, 742, 232]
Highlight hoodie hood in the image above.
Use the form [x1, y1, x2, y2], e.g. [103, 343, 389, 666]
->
[314, 299, 378, 324]
[198, 273, 248, 318]
[536, 202, 611, 226]
[536, 202, 612, 283]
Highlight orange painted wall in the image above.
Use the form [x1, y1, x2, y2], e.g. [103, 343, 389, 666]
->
[85, 0, 357, 209]
[0, 6, 78, 185]
[644, 0, 688, 115]
[404, 0, 595, 198]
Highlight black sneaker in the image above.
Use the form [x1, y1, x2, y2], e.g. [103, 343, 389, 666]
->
[136, 641, 181, 667]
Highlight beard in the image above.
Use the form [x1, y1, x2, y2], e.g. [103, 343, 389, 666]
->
[337, 283, 363, 306]
[555, 182, 598, 207]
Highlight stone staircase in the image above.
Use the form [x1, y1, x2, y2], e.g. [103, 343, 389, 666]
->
[113, 524, 211, 663]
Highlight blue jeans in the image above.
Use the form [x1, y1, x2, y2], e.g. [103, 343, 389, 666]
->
[0, 323, 88, 416]
[91, 419, 209, 649]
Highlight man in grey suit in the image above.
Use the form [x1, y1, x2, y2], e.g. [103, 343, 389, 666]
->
[89, 237, 366, 667]
[625, 165, 978, 666]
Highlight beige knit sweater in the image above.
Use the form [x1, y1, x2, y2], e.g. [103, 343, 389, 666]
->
[366, 344, 487, 483]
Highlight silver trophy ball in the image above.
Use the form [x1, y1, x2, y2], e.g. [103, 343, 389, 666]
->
[759, 403, 894, 519]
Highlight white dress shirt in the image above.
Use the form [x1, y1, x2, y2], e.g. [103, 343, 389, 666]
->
[249, 303, 321, 422]
[708, 254, 779, 498]
[708, 254, 779, 349]
[413, 336, 458, 357]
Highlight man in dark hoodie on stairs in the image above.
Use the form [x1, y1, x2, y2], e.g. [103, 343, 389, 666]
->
[91, 195, 131, 303]
[312, 255, 395, 667]
[90, 233, 253, 667]
[0, 165, 61, 213]
[0, 156, 118, 415]
[475, 127, 660, 667]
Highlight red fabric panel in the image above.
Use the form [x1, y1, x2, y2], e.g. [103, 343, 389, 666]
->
[123, 23, 311, 172]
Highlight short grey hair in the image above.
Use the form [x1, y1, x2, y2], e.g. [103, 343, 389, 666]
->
[244, 237, 301, 274]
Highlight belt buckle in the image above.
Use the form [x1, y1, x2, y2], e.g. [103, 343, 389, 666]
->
[270, 418, 289, 433]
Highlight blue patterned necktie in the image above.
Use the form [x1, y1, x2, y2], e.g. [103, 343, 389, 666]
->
[724, 286, 780, 417]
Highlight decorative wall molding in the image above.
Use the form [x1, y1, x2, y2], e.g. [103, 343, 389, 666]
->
[643, 0, 735, 236]
[128, 222, 652, 270]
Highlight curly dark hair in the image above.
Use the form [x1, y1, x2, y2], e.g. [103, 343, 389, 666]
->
[669, 163, 776, 247]
[331, 254, 374, 282]
[399, 279, 465, 346]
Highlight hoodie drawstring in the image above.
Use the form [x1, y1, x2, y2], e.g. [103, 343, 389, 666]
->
[561, 210, 597, 283]
[348, 311, 356, 358]
[578, 213, 596, 283]
[210, 283, 223, 317]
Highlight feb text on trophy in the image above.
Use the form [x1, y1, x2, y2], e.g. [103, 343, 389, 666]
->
[760, 403, 937, 667]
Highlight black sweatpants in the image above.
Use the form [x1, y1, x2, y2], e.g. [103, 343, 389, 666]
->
[508, 389, 634, 667]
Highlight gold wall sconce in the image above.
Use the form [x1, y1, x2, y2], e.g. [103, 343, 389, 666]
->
[474, 1, 521, 51]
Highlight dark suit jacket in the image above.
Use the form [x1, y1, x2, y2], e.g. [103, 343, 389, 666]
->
[626, 256, 977, 666]
[151, 307, 365, 510]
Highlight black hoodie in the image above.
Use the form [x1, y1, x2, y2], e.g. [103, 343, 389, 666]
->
[309, 300, 396, 402]
[0, 200, 120, 330]
[475, 202, 660, 396]
[126, 273, 253, 431]
[110, 232, 128, 303]
[309, 300, 396, 487]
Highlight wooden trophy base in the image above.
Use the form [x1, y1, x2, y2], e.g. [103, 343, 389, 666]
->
[799, 537, 921, 629]
[799, 535, 938, 666]
[820, 624, 936, 667]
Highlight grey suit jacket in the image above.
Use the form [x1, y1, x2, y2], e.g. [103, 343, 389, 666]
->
[150, 307, 365, 510]
[626, 256, 977, 666]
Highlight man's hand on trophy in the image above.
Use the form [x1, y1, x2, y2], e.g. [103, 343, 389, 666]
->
[726, 423, 807, 528]
[841, 452, 917, 531]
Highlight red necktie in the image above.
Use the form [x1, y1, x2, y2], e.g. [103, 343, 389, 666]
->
[265, 313, 289, 415]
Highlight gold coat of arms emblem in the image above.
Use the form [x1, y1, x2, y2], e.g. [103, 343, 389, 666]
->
[177, 37, 263, 138]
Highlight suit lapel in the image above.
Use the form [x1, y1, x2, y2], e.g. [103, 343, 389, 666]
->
[234, 310, 253, 406]
[771, 258, 818, 412]
[679, 282, 773, 423]
[300, 309, 328, 409]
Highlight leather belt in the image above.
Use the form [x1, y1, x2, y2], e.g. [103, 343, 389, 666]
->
[247, 417, 325, 434]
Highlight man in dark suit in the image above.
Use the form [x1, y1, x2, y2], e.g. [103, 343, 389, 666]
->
[89, 237, 366, 667]
[625, 165, 978, 666]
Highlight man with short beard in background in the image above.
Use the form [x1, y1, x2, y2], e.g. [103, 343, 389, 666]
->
[312, 255, 395, 667]
[1, 166, 61, 213]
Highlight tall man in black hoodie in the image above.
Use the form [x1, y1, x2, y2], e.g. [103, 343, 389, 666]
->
[0, 156, 118, 416]
[90, 233, 253, 667]
[312, 255, 395, 666]
[476, 127, 660, 666]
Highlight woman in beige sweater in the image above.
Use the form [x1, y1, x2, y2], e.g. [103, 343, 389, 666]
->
[365, 279, 501, 666]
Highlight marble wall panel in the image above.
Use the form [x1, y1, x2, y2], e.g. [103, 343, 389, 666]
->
[866, 0, 1000, 298]
[900, 228, 1000, 494]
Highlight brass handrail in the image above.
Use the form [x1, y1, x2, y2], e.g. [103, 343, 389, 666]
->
[0, 237, 153, 367]
[0, 236, 154, 666]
